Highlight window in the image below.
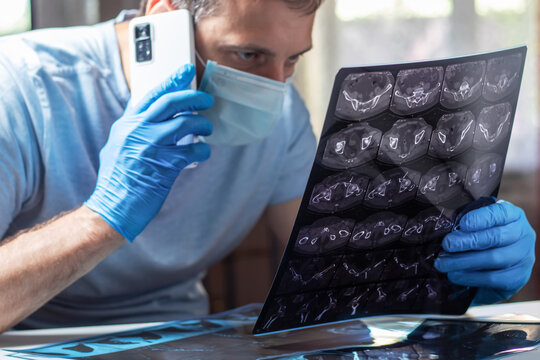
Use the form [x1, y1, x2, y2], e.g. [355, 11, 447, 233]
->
[476, 0, 526, 16]
[296, 0, 537, 172]
[294, 0, 539, 301]
[335, 0, 453, 20]
[0, 0, 31, 36]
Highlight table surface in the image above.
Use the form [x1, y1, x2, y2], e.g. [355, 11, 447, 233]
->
[1, 301, 540, 359]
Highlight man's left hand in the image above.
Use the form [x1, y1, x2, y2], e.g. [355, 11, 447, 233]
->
[434, 200, 536, 305]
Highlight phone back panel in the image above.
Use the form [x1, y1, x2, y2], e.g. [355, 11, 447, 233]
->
[128, 9, 195, 105]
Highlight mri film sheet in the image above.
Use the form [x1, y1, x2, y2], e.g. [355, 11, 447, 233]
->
[12, 305, 540, 360]
[271, 319, 540, 360]
[254, 46, 526, 335]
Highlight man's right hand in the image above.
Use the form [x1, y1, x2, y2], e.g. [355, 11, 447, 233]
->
[85, 64, 213, 242]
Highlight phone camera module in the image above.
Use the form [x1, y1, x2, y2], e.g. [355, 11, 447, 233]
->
[135, 24, 150, 40]
[136, 39, 152, 62]
[135, 23, 152, 63]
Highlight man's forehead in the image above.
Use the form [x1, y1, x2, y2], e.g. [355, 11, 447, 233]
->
[200, 0, 315, 37]
[210, 0, 314, 21]
[198, 0, 315, 54]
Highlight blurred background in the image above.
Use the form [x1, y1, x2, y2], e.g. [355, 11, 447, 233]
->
[3, 0, 538, 311]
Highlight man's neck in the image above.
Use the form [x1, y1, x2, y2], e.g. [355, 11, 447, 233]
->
[114, 21, 131, 91]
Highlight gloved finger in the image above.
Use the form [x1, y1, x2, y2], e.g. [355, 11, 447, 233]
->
[457, 200, 522, 232]
[145, 114, 213, 145]
[144, 90, 214, 123]
[446, 261, 533, 292]
[442, 220, 524, 252]
[435, 242, 534, 273]
[171, 142, 211, 168]
[131, 63, 196, 114]
[472, 288, 515, 305]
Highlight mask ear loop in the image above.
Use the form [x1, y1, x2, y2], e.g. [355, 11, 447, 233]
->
[195, 51, 207, 69]
[286, 69, 296, 84]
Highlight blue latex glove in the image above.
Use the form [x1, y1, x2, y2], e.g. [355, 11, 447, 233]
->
[435, 200, 536, 305]
[85, 64, 213, 241]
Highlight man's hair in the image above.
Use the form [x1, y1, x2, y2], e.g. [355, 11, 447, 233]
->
[138, 0, 323, 22]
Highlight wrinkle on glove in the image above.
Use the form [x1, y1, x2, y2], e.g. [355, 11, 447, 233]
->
[85, 64, 214, 241]
[435, 200, 536, 305]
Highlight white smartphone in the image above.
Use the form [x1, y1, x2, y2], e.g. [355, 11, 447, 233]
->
[128, 9, 196, 103]
[128, 9, 198, 167]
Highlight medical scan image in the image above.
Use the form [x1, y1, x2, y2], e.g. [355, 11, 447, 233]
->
[465, 153, 504, 200]
[440, 60, 486, 109]
[348, 211, 408, 249]
[335, 71, 395, 121]
[483, 53, 522, 102]
[254, 47, 524, 335]
[364, 283, 392, 312]
[322, 123, 382, 169]
[377, 118, 433, 165]
[338, 285, 373, 316]
[364, 167, 422, 208]
[401, 207, 455, 245]
[428, 111, 476, 158]
[473, 102, 512, 150]
[308, 171, 370, 213]
[277, 257, 340, 294]
[417, 162, 467, 204]
[390, 66, 444, 115]
[330, 252, 388, 286]
[294, 217, 355, 255]
[382, 248, 431, 280]
[259, 291, 346, 332]
[266, 293, 315, 327]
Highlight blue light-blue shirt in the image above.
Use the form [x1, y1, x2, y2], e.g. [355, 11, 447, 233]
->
[0, 12, 316, 328]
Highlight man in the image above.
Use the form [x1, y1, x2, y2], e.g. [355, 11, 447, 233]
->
[0, 0, 534, 333]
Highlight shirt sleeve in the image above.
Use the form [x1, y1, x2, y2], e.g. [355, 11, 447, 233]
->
[269, 84, 317, 205]
[0, 62, 42, 239]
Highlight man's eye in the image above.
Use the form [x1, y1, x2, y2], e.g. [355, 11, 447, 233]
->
[237, 51, 257, 61]
[287, 55, 301, 65]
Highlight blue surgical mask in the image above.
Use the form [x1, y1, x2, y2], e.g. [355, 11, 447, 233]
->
[197, 59, 287, 146]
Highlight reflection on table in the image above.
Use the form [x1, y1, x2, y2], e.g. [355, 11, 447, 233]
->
[1, 302, 540, 359]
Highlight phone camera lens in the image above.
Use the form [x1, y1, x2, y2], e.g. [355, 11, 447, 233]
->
[136, 39, 152, 62]
[135, 24, 151, 39]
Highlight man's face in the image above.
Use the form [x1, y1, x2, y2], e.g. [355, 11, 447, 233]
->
[193, 0, 315, 83]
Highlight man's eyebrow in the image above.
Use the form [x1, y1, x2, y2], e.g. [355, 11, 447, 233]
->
[217, 44, 313, 58]
[290, 45, 313, 58]
[218, 44, 277, 56]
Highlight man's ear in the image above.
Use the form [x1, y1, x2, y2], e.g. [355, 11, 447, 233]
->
[145, 0, 177, 15]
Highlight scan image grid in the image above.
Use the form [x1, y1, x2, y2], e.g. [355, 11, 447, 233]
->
[254, 47, 526, 335]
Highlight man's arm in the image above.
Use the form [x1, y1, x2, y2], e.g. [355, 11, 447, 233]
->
[0, 65, 213, 333]
[0, 206, 124, 333]
[267, 197, 302, 252]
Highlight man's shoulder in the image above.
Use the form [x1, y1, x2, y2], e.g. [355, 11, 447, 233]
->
[0, 21, 113, 77]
